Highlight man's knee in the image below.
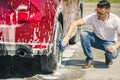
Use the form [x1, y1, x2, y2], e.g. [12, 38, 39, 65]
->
[107, 50, 119, 59]
[80, 31, 89, 40]
[110, 53, 118, 59]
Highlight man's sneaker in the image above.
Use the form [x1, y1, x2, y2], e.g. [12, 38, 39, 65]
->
[105, 56, 113, 66]
[82, 60, 94, 69]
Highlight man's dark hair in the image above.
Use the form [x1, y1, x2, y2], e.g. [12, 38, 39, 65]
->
[97, 0, 111, 9]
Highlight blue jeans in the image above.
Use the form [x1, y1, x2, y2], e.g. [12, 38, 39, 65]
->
[80, 31, 119, 61]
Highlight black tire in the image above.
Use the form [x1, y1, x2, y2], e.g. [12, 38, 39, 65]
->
[53, 22, 63, 70]
[40, 22, 63, 73]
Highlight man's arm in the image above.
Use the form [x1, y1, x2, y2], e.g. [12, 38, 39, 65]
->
[62, 19, 84, 46]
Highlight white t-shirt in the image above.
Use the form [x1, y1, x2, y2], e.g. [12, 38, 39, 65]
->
[83, 13, 120, 42]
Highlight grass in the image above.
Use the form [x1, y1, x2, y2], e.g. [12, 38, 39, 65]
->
[83, 0, 120, 3]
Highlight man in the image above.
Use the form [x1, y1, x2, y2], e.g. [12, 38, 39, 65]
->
[60, 0, 120, 68]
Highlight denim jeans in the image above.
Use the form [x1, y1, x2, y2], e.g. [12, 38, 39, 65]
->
[80, 30, 119, 61]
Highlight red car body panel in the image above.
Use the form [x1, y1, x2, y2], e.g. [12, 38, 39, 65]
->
[0, 0, 57, 49]
[0, 0, 81, 54]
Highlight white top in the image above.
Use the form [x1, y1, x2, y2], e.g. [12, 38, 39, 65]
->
[83, 13, 120, 42]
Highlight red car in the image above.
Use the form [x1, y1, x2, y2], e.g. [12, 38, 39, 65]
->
[0, 0, 83, 73]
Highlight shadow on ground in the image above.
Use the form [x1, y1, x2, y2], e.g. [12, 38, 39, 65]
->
[0, 55, 46, 79]
[63, 59, 109, 69]
[0, 58, 109, 79]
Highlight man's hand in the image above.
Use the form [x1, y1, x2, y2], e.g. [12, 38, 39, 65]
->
[59, 39, 67, 51]
[59, 36, 69, 51]
[62, 36, 69, 46]
[107, 45, 117, 53]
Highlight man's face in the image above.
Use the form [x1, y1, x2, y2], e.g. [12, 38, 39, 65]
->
[95, 7, 110, 20]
